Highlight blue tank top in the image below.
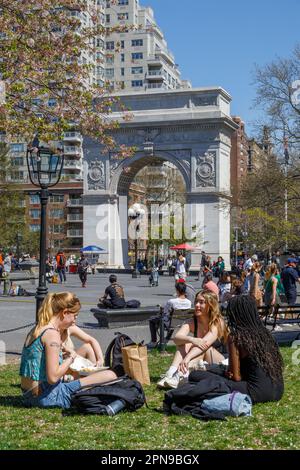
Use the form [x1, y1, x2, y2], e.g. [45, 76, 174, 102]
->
[20, 328, 63, 382]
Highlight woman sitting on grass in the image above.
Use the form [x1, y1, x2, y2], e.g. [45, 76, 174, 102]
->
[157, 290, 227, 389]
[20, 292, 117, 409]
[189, 295, 284, 404]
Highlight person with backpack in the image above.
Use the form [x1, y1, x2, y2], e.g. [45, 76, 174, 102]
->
[56, 250, 67, 284]
[20, 292, 118, 409]
[98, 274, 126, 309]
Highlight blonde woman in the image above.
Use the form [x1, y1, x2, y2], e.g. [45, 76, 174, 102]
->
[157, 290, 227, 389]
[249, 262, 263, 307]
[20, 292, 117, 409]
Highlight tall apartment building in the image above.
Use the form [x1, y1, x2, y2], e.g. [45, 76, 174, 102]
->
[103, 0, 191, 91]
[4, 0, 190, 255]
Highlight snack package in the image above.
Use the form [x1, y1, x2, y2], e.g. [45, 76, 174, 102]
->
[69, 356, 108, 374]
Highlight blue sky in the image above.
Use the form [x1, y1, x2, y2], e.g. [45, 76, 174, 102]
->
[143, 0, 300, 136]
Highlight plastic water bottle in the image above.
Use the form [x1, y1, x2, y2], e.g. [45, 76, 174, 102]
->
[106, 399, 126, 416]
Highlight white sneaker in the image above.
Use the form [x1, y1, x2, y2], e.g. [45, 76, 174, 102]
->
[163, 374, 181, 389]
[157, 373, 172, 389]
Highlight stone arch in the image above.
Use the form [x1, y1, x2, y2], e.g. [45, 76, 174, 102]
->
[109, 150, 191, 196]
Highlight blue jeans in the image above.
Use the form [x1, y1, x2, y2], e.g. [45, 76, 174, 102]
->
[22, 380, 81, 409]
[57, 268, 66, 282]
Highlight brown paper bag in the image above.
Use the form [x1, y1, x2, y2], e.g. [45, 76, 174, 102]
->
[122, 344, 151, 385]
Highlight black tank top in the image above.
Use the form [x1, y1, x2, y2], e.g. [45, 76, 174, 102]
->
[240, 356, 284, 403]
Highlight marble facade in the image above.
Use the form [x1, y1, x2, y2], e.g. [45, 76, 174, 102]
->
[83, 87, 238, 269]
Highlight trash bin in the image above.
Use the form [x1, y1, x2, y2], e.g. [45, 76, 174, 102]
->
[69, 264, 77, 274]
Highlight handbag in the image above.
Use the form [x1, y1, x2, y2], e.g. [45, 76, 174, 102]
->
[122, 344, 151, 386]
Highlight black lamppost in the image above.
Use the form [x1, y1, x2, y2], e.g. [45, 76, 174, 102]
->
[128, 203, 145, 279]
[26, 137, 64, 321]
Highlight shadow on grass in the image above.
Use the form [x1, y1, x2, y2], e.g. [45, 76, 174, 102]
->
[0, 395, 24, 407]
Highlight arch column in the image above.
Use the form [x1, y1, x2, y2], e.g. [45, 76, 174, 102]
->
[187, 193, 231, 270]
[83, 194, 129, 269]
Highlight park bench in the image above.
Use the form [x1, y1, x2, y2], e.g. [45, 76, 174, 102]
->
[0, 271, 37, 296]
[158, 307, 195, 352]
[257, 303, 300, 344]
[159, 303, 300, 350]
[91, 305, 161, 328]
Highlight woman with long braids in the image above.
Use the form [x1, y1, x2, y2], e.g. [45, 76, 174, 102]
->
[157, 290, 227, 389]
[190, 295, 284, 403]
[20, 292, 118, 409]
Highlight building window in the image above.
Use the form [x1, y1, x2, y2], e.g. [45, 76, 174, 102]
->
[48, 98, 57, 107]
[10, 171, 24, 181]
[50, 225, 65, 234]
[11, 157, 23, 166]
[29, 195, 40, 204]
[97, 38, 104, 48]
[29, 209, 41, 219]
[121, 40, 125, 49]
[121, 68, 125, 76]
[106, 14, 110, 23]
[118, 13, 129, 20]
[132, 80, 143, 87]
[132, 52, 143, 60]
[121, 53, 125, 62]
[10, 143, 25, 153]
[106, 1, 110, 7]
[132, 39, 143, 47]
[106, 68, 114, 78]
[106, 55, 114, 65]
[131, 66, 143, 74]
[50, 209, 64, 218]
[96, 51, 105, 62]
[106, 41, 114, 50]
[49, 195, 64, 203]
[118, 0, 128, 5]
[29, 225, 40, 232]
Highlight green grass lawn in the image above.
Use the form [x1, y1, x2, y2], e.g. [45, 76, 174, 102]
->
[0, 347, 299, 450]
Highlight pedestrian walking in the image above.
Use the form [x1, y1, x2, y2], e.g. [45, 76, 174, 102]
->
[77, 253, 89, 288]
[56, 250, 67, 283]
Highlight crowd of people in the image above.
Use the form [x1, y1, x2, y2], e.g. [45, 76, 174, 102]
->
[3, 247, 298, 412]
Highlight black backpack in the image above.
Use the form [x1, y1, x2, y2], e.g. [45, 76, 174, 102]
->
[71, 377, 146, 415]
[104, 332, 136, 376]
[125, 299, 141, 309]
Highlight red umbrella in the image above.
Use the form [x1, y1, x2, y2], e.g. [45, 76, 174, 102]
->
[170, 243, 194, 251]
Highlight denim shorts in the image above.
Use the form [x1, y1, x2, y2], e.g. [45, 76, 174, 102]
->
[22, 380, 81, 409]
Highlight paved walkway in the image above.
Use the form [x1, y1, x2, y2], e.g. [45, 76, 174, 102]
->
[1, 272, 299, 363]
[0, 272, 202, 362]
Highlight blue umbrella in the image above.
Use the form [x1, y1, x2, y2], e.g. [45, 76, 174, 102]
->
[81, 245, 105, 253]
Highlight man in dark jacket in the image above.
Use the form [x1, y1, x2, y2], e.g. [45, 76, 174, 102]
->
[77, 253, 89, 288]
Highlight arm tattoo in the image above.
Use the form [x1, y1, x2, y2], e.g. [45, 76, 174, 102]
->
[49, 342, 61, 348]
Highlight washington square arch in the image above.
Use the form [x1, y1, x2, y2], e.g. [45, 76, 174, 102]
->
[82, 87, 239, 270]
